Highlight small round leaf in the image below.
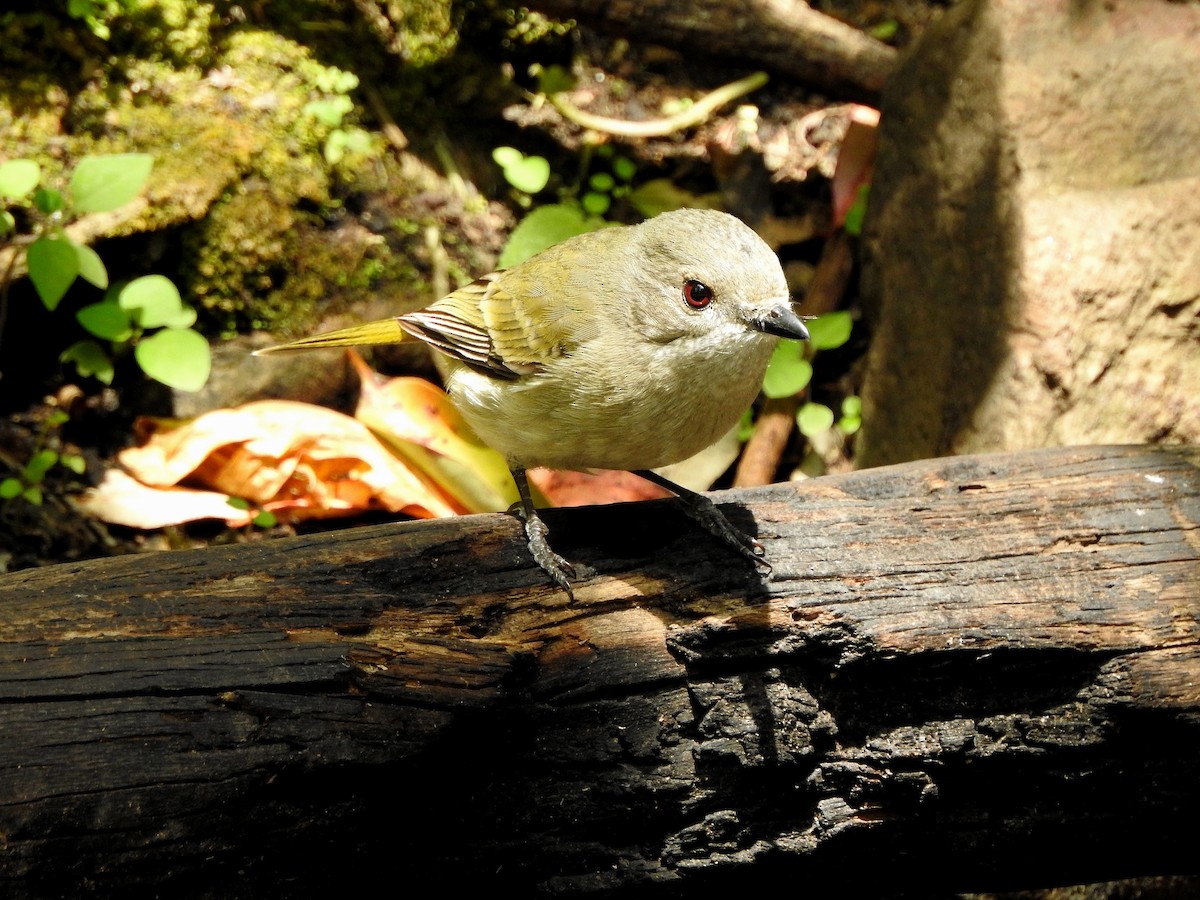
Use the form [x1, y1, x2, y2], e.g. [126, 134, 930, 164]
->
[134, 328, 212, 392]
[503, 155, 550, 194]
[0, 159, 40, 199]
[118, 275, 184, 328]
[761, 342, 812, 399]
[806, 311, 853, 351]
[797, 402, 836, 437]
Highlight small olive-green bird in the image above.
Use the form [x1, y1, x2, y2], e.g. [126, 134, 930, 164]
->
[257, 208, 809, 597]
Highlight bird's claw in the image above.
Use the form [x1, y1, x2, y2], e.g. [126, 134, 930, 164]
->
[675, 490, 772, 576]
[515, 504, 576, 600]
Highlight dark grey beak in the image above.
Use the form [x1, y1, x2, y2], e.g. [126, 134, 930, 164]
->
[751, 302, 810, 341]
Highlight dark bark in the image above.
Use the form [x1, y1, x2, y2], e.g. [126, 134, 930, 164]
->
[1, 445, 1197, 897]
[524, 0, 898, 100]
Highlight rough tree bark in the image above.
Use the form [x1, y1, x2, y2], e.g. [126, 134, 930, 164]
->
[523, 0, 897, 99]
[1, 445, 1197, 897]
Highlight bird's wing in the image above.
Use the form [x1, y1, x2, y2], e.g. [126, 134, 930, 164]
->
[399, 271, 590, 380]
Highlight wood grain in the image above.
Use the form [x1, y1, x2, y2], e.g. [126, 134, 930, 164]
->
[1, 445, 1196, 895]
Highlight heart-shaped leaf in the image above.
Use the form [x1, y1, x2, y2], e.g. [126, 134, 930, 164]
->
[77, 300, 133, 342]
[27, 235, 79, 310]
[60, 339, 115, 384]
[134, 328, 211, 391]
[118, 274, 185, 328]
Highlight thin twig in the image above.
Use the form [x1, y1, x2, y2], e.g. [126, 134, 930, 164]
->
[546, 71, 769, 138]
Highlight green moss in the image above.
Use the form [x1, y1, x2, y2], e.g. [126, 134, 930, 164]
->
[114, 0, 218, 67]
[0, 0, 549, 344]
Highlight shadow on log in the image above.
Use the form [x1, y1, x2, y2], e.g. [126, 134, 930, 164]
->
[1, 445, 1198, 897]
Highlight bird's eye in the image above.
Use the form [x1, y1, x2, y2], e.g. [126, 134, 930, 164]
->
[683, 279, 713, 309]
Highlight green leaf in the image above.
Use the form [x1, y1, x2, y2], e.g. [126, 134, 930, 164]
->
[869, 19, 900, 41]
[498, 203, 609, 269]
[22, 485, 44, 506]
[303, 95, 352, 127]
[627, 178, 719, 219]
[324, 129, 349, 166]
[0, 159, 40, 199]
[60, 339, 115, 384]
[313, 67, 358, 94]
[59, 453, 87, 475]
[118, 274, 185, 328]
[491, 146, 522, 168]
[838, 395, 863, 435]
[736, 407, 755, 443]
[23, 449, 58, 483]
[226, 496, 251, 510]
[581, 191, 610, 216]
[761, 341, 812, 399]
[70, 153, 153, 213]
[27, 235, 80, 310]
[134, 328, 212, 391]
[535, 64, 575, 96]
[843, 183, 870, 236]
[68, 0, 100, 18]
[74, 242, 109, 289]
[34, 187, 64, 214]
[0, 478, 22, 500]
[612, 155, 637, 182]
[252, 509, 278, 528]
[589, 172, 615, 192]
[806, 311, 853, 351]
[77, 299, 134, 341]
[161, 306, 198, 329]
[496, 151, 550, 195]
[797, 402, 836, 437]
[0, 210, 15, 236]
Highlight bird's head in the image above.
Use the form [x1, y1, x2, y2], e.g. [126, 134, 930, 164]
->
[625, 208, 809, 349]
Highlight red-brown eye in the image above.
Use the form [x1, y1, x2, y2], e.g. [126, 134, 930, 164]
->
[683, 279, 713, 309]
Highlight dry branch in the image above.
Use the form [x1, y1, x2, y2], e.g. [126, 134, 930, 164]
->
[1, 444, 1197, 896]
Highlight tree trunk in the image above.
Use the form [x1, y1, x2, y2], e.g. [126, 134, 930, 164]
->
[1, 444, 1197, 896]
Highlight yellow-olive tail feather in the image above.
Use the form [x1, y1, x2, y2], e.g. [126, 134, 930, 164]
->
[253, 318, 408, 355]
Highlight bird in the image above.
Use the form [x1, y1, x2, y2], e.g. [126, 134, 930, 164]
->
[257, 207, 809, 597]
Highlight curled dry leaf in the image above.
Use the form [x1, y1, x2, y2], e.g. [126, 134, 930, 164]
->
[81, 399, 462, 528]
[76, 468, 259, 530]
[349, 352, 518, 513]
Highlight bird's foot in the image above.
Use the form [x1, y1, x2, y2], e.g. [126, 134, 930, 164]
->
[677, 491, 772, 575]
[513, 503, 577, 600]
[635, 470, 772, 575]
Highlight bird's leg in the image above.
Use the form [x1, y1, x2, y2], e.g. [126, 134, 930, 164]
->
[635, 469, 772, 574]
[510, 466, 577, 599]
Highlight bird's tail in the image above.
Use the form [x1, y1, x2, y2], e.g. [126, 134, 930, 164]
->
[253, 318, 408, 355]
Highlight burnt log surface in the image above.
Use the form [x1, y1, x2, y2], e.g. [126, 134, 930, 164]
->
[1, 444, 1198, 897]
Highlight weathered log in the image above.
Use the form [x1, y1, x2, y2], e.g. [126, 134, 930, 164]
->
[1, 444, 1197, 897]
[523, 0, 898, 100]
